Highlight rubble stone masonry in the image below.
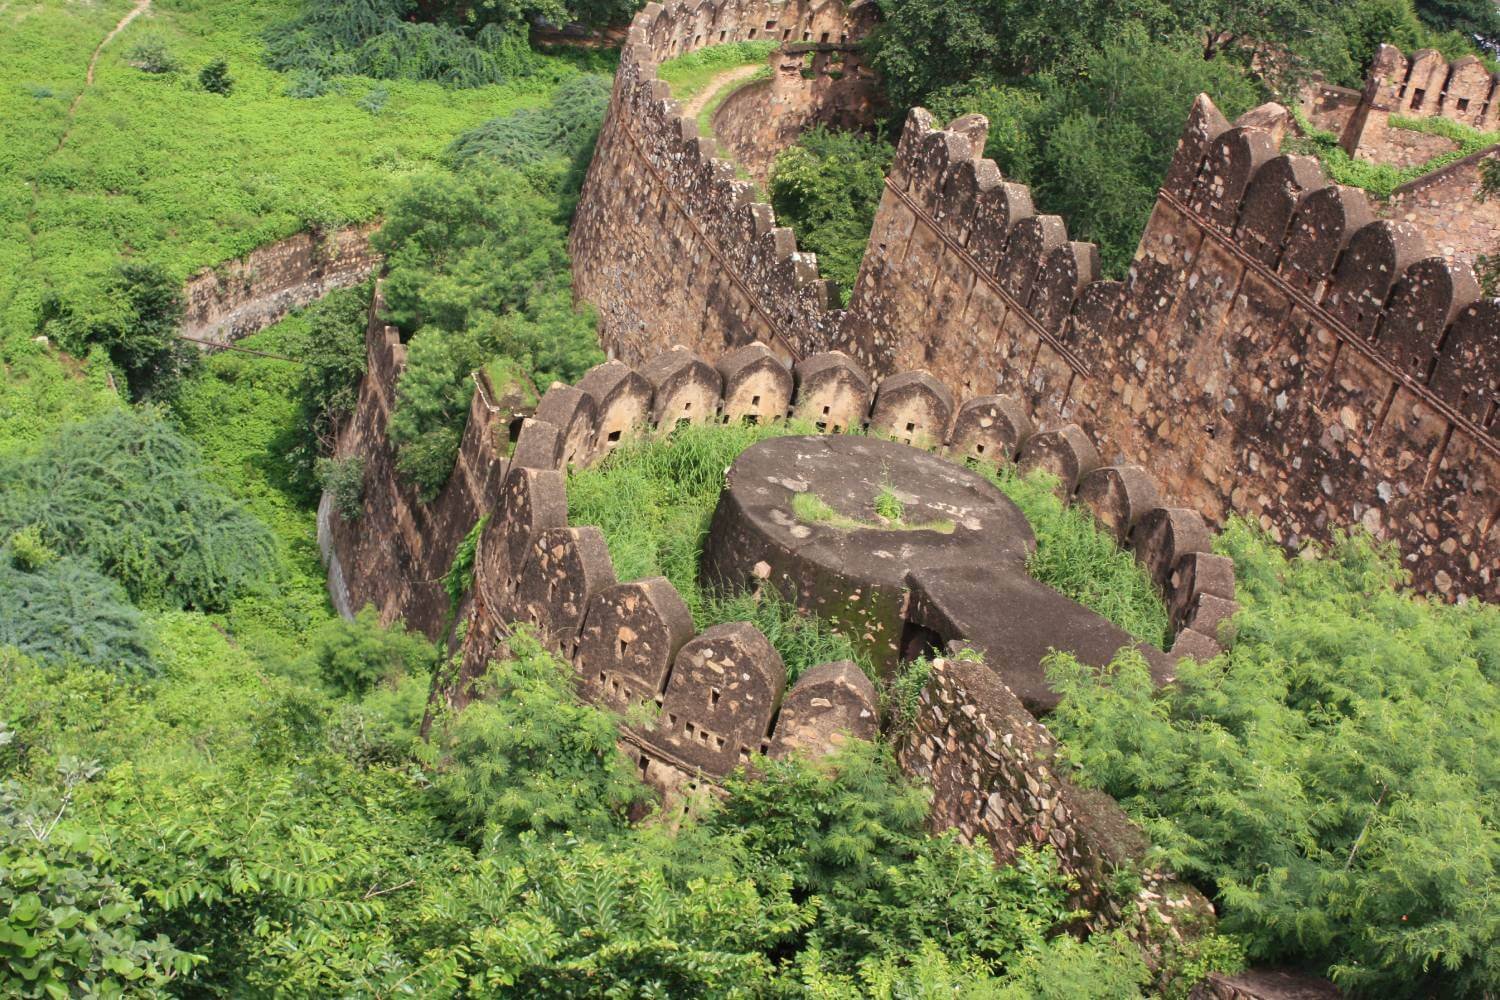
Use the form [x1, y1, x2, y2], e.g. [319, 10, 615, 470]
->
[572, 3, 1499, 597]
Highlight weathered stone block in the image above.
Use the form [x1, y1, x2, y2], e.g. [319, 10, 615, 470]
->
[1167, 551, 1236, 632]
[534, 382, 598, 469]
[1017, 424, 1101, 496]
[577, 360, 654, 462]
[574, 576, 694, 710]
[868, 370, 954, 449]
[640, 346, 723, 435]
[473, 466, 567, 617]
[657, 621, 786, 774]
[1077, 465, 1161, 545]
[717, 342, 793, 424]
[514, 526, 617, 654]
[768, 660, 879, 759]
[945, 395, 1032, 465]
[1133, 507, 1214, 593]
[792, 351, 871, 433]
[510, 417, 565, 471]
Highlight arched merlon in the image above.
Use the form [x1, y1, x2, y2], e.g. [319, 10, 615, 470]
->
[574, 0, 1499, 596]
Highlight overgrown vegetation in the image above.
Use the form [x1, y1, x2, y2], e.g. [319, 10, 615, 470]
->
[0, 407, 275, 613]
[1287, 109, 1500, 198]
[1047, 522, 1499, 997]
[770, 127, 894, 303]
[657, 40, 777, 102]
[379, 96, 606, 498]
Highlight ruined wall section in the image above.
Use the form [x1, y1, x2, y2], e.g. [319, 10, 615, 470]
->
[321, 284, 515, 637]
[1384, 146, 1500, 265]
[181, 223, 382, 346]
[710, 42, 882, 185]
[570, 0, 877, 366]
[1342, 45, 1500, 160]
[834, 100, 1498, 597]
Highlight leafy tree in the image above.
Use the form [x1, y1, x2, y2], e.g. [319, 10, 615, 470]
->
[281, 283, 371, 497]
[1046, 521, 1500, 997]
[0, 770, 200, 997]
[770, 127, 894, 305]
[420, 631, 648, 846]
[1413, 0, 1500, 50]
[39, 263, 197, 404]
[0, 407, 275, 611]
[377, 161, 600, 496]
[293, 605, 435, 696]
[0, 552, 154, 675]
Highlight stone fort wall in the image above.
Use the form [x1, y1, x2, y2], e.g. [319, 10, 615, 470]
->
[322, 296, 1240, 939]
[571, 2, 1499, 598]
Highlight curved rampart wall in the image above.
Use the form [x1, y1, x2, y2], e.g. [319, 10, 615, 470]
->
[573, 0, 1497, 596]
[570, 0, 878, 365]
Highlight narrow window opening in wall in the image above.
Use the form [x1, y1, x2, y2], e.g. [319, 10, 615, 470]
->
[751, 394, 762, 407]
[975, 442, 987, 455]
[1458, 97, 1471, 112]
[685, 721, 696, 738]
[905, 421, 916, 433]
[715, 736, 726, 750]
[1412, 88, 1427, 110]
[668, 713, 678, 726]
[548, 578, 558, 599]
[739, 747, 753, 764]
[719, 29, 726, 41]
[745, 414, 759, 425]
[816, 421, 828, 432]
[676, 417, 691, 430]
[607, 429, 622, 443]
[623, 687, 632, 700]
[617, 636, 630, 657]
[638, 754, 651, 778]
[822, 404, 831, 415]
[820, 31, 829, 42]
[748, 28, 757, 38]
[507, 416, 525, 444]
[683, 400, 692, 411]
[694, 34, 701, 46]
[766, 18, 776, 29]
[840, 32, 849, 43]
[710, 687, 721, 707]
[802, 30, 811, 41]
[782, 28, 791, 40]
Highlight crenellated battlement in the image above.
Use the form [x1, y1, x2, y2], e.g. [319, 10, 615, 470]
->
[323, 294, 1243, 942]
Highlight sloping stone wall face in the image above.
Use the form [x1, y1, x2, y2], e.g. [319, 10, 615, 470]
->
[573, 4, 1499, 598]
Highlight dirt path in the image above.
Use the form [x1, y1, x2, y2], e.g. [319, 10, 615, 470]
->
[681, 62, 763, 120]
[69, 0, 151, 117]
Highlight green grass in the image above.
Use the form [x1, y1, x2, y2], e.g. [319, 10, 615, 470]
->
[981, 463, 1170, 648]
[791, 487, 956, 534]
[171, 306, 343, 662]
[656, 40, 775, 103]
[696, 63, 770, 135]
[0, 0, 596, 447]
[1287, 107, 1500, 199]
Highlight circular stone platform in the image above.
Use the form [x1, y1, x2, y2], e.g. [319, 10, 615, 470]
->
[701, 435, 1036, 672]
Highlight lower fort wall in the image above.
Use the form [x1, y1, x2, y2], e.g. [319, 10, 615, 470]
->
[323, 295, 1334, 994]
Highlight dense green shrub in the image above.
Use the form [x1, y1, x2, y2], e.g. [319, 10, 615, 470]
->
[0, 772, 200, 997]
[770, 127, 894, 305]
[0, 408, 274, 611]
[377, 161, 601, 496]
[126, 35, 180, 74]
[420, 630, 647, 846]
[0, 553, 153, 675]
[277, 284, 372, 497]
[445, 72, 612, 188]
[1046, 522, 1500, 996]
[318, 455, 366, 520]
[264, 0, 545, 88]
[293, 605, 434, 696]
[199, 59, 233, 95]
[38, 262, 197, 404]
